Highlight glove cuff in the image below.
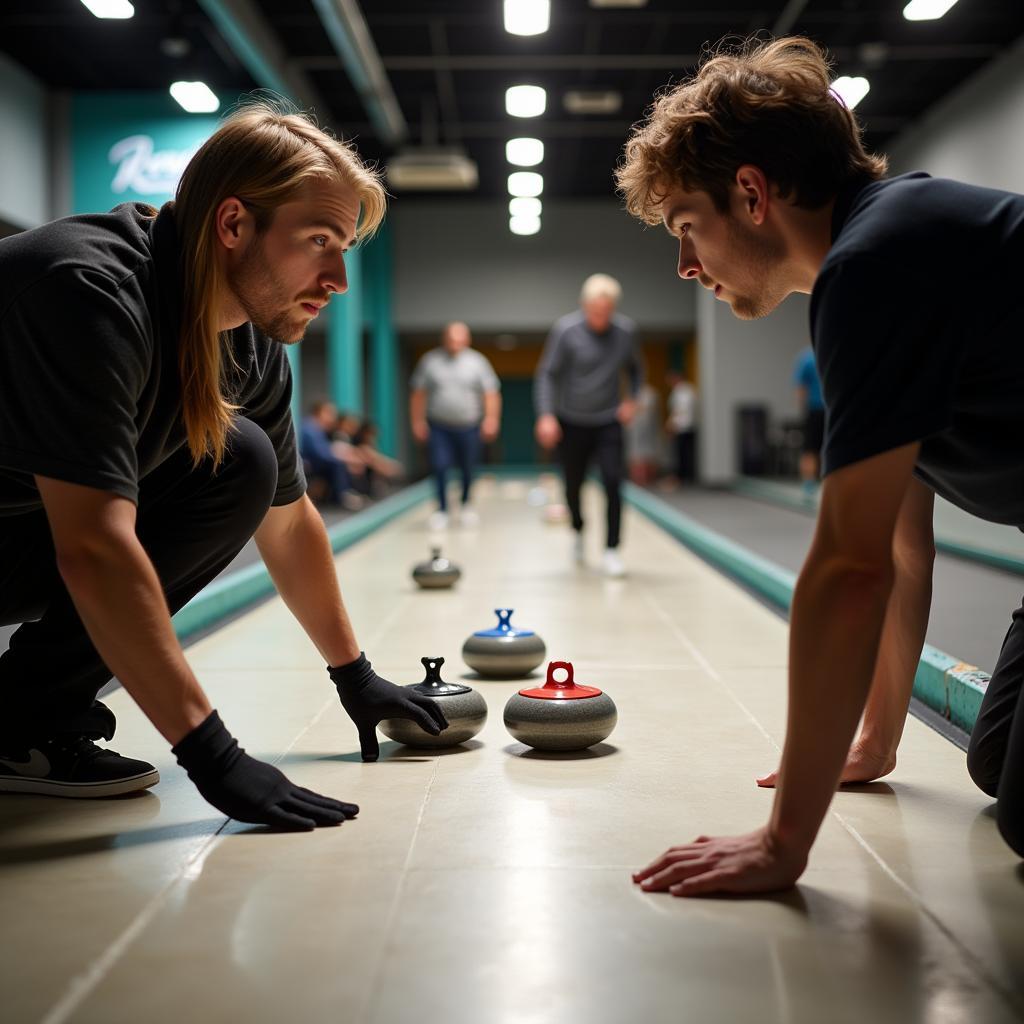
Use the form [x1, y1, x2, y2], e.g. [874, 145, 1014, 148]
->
[327, 652, 373, 692]
[172, 710, 243, 779]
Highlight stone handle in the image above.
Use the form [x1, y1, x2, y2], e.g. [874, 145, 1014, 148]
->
[545, 661, 575, 688]
[495, 608, 513, 630]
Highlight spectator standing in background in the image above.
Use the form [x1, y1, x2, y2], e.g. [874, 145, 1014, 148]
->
[409, 321, 502, 531]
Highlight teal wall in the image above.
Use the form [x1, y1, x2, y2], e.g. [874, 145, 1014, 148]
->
[69, 92, 400, 441]
[71, 92, 225, 214]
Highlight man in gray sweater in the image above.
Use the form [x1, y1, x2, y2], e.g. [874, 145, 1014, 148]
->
[534, 274, 643, 577]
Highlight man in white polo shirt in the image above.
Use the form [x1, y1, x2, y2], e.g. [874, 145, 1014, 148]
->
[410, 322, 502, 530]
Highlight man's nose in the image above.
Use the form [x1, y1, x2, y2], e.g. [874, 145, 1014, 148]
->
[678, 240, 702, 279]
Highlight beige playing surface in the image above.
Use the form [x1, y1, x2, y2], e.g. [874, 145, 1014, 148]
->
[2, 476, 1022, 1023]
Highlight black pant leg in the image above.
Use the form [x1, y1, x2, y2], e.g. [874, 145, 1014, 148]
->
[558, 421, 595, 534]
[0, 417, 279, 740]
[594, 421, 625, 549]
[967, 593, 1024, 855]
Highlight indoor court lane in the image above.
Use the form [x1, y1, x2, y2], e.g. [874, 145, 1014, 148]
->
[1, 477, 1022, 1024]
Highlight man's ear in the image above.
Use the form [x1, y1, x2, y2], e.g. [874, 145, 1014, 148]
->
[734, 165, 770, 226]
[214, 197, 253, 251]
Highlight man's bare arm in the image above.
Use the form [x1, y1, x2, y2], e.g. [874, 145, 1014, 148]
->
[254, 495, 359, 667]
[757, 475, 934, 787]
[635, 442, 921, 896]
[35, 476, 211, 745]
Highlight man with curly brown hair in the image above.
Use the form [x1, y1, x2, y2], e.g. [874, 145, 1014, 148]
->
[619, 36, 1024, 894]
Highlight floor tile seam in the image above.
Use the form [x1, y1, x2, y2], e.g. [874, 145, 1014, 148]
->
[828, 806, 1024, 1018]
[354, 755, 441, 1024]
[39, 826, 230, 1024]
[40, 693, 341, 1024]
[636, 571, 1017, 997]
[640, 584, 781, 755]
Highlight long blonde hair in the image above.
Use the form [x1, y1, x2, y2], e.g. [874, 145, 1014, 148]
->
[170, 99, 387, 466]
[616, 36, 887, 224]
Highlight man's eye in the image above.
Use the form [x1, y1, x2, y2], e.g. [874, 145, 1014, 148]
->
[313, 236, 328, 247]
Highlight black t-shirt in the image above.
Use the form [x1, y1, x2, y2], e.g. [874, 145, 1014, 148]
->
[812, 173, 1024, 526]
[0, 203, 305, 515]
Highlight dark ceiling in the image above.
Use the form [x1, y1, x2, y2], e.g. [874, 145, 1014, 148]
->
[3, 0, 1023, 200]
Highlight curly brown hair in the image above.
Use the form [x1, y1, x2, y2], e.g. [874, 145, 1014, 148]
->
[616, 36, 887, 224]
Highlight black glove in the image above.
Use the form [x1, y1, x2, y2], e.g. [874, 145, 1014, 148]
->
[329, 652, 448, 762]
[173, 710, 359, 831]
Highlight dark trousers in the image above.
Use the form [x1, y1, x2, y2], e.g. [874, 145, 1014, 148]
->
[559, 419, 624, 549]
[0, 417, 279, 742]
[305, 452, 354, 504]
[427, 421, 481, 512]
[675, 430, 696, 482]
[967, 591, 1024, 857]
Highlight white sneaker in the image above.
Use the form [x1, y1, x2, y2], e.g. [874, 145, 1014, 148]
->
[458, 506, 480, 529]
[428, 510, 449, 532]
[602, 548, 625, 578]
[573, 533, 585, 565]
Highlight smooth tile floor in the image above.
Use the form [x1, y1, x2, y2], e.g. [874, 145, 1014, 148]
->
[2, 476, 1022, 1024]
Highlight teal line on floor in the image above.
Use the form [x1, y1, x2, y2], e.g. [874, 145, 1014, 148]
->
[625, 482, 987, 734]
[733, 475, 1024, 578]
[171, 479, 432, 642]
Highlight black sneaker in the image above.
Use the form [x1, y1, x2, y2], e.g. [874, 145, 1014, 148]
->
[0, 735, 159, 797]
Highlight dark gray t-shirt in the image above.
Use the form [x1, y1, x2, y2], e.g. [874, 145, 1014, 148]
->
[534, 309, 642, 425]
[0, 202, 305, 516]
[812, 173, 1024, 526]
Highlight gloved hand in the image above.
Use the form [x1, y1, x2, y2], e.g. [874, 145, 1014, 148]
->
[329, 652, 448, 762]
[173, 710, 359, 831]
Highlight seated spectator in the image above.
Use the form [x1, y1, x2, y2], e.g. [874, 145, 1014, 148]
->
[332, 410, 371, 494]
[299, 399, 363, 510]
[353, 419, 405, 495]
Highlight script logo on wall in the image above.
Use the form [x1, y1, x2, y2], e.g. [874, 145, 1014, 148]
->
[71, 93, 222, 214]
[108, 134, 199, 195]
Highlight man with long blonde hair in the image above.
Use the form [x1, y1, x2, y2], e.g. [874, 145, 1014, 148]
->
[619, 36, 1024, 893]
[0, 101, 446, 830]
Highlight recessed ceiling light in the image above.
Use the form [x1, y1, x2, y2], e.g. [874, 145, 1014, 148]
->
[80, 0, 134, 17]
[170, 81, 220, 114]
[506, 85, 547, 118]
[510, 214, 541, 236]
[508, 171, 544, 197]
[509, 197, 542, 218]
[831, 76, 870, 110]
[504, 0, 550, 36]
[903, 0, 959, 20]
[506, 137, 544, 166]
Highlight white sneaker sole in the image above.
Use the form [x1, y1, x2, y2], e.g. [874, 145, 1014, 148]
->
[0, 768, 160, 798]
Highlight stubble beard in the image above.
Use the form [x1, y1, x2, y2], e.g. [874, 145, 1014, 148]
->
[230, 238, 306, 344]
[724, 215, 788, 321]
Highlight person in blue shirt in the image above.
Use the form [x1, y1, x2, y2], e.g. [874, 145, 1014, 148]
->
[299, 399, 362, 510]
[793, 345, 824, 492]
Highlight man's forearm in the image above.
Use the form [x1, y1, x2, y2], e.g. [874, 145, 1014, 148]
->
[858, 558, 932, 754]
[57, 538, 211, 745]
[770, 553, 894, 850]
[256, 498, 359, 668]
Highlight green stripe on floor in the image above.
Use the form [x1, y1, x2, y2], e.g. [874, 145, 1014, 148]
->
[171, 480, 432, 642]
[625, 482, 987, 734]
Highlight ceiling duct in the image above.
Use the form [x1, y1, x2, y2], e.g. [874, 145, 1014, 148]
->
[386, 148, 479, 191]
[564, 89, 622, 114]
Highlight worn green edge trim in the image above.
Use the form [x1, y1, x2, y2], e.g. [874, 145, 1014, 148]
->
[171, 479, 432, 642]
[733, 475, 1024, 577]
[624, 482, 987, 733]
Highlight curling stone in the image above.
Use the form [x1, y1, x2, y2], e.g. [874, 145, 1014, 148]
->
[412, 546, 461, 589]
[503, 661, 617, 751]
[379, 656, 487, 748]
[461, 608, 546, 678]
